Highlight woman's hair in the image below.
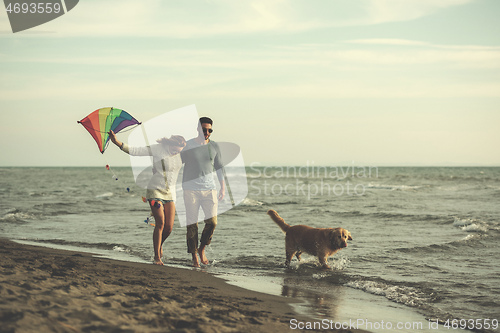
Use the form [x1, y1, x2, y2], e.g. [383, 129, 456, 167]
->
[157, 135, 186, 147]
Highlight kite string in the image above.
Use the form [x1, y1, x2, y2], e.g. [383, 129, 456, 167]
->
[103, 156, 119, 181]
[103, 149, 153, 226]
[102, 158, 136, 197]
[98, 125, 155, 226]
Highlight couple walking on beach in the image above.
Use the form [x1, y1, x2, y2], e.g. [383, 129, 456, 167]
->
[109, 117, 225, 267]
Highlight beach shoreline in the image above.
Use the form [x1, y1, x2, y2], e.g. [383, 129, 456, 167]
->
[0, 238, 369, 332]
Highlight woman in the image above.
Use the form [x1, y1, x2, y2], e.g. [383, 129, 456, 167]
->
[109, 130, 186, 265]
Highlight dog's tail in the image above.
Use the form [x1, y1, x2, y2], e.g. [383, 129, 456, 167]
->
[267, 210, 290, 233]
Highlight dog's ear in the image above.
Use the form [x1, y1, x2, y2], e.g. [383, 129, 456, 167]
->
[329, 229, 341, 247]
[329, 229, 338, 238]
[347, 231, 352, 240]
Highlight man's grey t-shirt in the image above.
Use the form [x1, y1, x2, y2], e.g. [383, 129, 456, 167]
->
[181, 139, 223, 191]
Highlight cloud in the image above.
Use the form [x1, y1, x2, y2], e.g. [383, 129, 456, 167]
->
[2, 39, 499, 102]
[0, 0, 476, 38]
[364, 0, 474, 24]
[346, 39, 431, 46]
[342, 39, 500, 68]
[4, 37, 499, 69]
[2, 0, 294, 38]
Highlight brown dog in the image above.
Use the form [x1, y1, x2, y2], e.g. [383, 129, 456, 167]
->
[267, 209, 352, 269]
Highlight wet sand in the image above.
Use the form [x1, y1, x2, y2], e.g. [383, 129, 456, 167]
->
[0, 238, 366, 332]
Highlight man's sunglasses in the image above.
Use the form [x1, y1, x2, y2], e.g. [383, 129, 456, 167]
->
[202, 128, 213, 133]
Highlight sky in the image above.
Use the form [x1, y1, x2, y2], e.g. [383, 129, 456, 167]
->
[1, 0, 499, 167]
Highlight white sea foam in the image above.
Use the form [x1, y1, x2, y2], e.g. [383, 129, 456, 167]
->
[453, 217, 475, 227]
[453, 217, 488, 232]
[461, 223, 488, 232]
[311, 258, 350, 279]
[331, 256, 350, 270]
[1, 212, 35, 222]
[240, 198, 263, 206]
[113, 246, 129, 253]
[96, 192, 114, 199]
[367, 183, 422, 191]
[459, 234, 479, 242]
[312, 272, 330, 279]
[346, 280, 428, 308]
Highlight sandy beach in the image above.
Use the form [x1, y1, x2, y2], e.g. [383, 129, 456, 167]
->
[0, 238, 368, 333]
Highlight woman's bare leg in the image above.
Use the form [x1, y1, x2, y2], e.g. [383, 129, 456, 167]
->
[151, 202, 165, 265]
[160, 201, 175, 258]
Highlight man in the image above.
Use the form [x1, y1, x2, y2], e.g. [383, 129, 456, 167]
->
[181, 117, 225, 267]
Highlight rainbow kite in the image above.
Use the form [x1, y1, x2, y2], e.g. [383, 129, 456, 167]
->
[78, 107, 141, 153]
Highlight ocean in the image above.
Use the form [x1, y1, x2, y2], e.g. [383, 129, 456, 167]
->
[1, 166, 499, 332]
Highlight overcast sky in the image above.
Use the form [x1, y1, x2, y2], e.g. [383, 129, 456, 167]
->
[1, 0, 499, 167]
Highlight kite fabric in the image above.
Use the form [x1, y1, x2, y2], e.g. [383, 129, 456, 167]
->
[78, 107, 141, 153]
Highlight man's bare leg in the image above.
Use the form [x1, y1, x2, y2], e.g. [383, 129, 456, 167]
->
[198, 245, 209, 265]
[192, 252, 200, 267]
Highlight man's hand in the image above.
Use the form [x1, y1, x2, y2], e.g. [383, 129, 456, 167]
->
[218, 187, 225, 201]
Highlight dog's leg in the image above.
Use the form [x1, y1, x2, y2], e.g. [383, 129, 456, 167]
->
[295, 251, 302, 261]
[285, 250, 295, 268]
[285, 238, 296, 268]
[318, 255, 330, 269]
